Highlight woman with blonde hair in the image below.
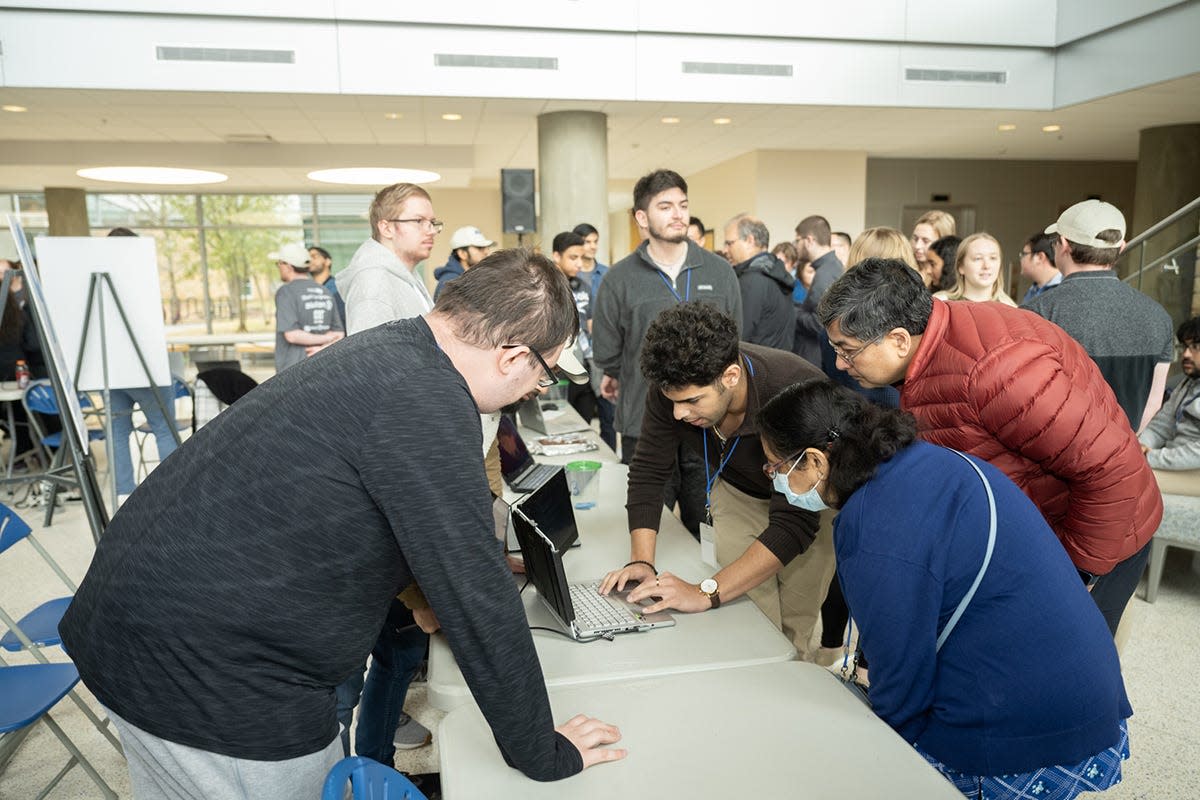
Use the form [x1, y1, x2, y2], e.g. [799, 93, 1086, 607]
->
[911, 210, 956, 281]
[845, 227, 918, 271]
[934, 232, 1017, 306]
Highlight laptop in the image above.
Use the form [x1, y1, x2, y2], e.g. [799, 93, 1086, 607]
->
[497, 414, 561, 493]
[511, 473, 675, 640]
[517, 397, 591, 436]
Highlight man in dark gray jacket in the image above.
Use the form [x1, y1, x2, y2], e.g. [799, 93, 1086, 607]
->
[724, 214, 795, 351]
[593, 169, 742, 533]
[792, 214, 844, 364]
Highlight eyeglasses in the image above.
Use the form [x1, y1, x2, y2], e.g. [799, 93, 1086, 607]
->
[1175, 340, 1199, 356]
[763, 450, 804, 480]
[830, 333, 884, 367]
[387, 217, 444, 233]
[502, 344, 559, 388]
[1019, 249, 1033, 258]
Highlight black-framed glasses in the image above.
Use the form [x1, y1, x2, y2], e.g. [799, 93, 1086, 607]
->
[1019, 249, 1033, 258]
[830, 333, 884, 367]
[502, 344, 558, 388]
[763, 450, 804, 480]
[387, 217, 444, 233]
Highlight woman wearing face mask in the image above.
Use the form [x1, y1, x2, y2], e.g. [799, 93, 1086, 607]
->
[934, 233, 1016, 306]
[758, 378, 1131, 800]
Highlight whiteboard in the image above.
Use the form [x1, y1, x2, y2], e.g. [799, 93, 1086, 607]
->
[35, 236, 171, 391]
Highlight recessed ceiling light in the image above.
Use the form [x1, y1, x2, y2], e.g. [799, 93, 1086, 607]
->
[76, 167, 228, 185]
[997, 123, 1017, 132]
[661, 116, 680, 124]
[2, 105, 28, 113]
[384, 112, 403, 120]
[713, 117, 732, 125]
[441, 113, 462, 121]
[307, 168, 441, 186]
[1041, 124, 1062, 133]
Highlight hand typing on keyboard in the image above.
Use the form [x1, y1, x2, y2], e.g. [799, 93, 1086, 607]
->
[625, 571, 712, 614]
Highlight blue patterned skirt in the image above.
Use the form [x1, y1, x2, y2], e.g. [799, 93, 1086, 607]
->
[915, 719, 1130, 800]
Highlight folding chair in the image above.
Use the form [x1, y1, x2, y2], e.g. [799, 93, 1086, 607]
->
[192, 368, 258, 432]
[0, 503, 123, 755]
[0, 659, 118, 799]
[134, 376, 192, 481]
[21, 381, 106, 526]
[322, 756, 428, 800]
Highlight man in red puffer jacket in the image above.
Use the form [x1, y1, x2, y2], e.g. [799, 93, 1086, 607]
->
[816, 257, 1161, 635]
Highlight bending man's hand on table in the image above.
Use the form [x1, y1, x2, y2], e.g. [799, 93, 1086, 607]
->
[556, 714, 627, 769]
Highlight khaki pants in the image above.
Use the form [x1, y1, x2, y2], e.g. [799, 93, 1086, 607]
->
[712, 478, 836, 661]
[1151, 468, 1200, 498]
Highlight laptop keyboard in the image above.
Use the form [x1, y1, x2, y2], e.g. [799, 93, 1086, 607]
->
[517, 463, 559, 490]
[570, 581, 641, 631]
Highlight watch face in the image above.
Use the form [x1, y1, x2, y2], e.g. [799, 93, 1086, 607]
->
[700, 578, 718, 594]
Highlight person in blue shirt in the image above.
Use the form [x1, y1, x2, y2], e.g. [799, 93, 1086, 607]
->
[758, 378, 1131, 800]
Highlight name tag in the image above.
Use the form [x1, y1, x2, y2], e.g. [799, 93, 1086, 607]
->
[697, 284, 713, 291]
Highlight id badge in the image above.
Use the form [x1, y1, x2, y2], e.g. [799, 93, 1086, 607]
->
[699, 521, 719, 568]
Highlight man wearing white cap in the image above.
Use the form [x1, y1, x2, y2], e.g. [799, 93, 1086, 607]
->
[272, 242, 344, 373]
[435, 226, 495, 300]
[1025, 199, 1174, 433]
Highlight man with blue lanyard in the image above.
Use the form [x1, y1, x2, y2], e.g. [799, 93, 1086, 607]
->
[593, 169, 742, 536]
[599, 302, 837, 660]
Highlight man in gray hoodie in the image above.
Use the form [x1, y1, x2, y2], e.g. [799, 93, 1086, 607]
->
[338, 183, 440, 335]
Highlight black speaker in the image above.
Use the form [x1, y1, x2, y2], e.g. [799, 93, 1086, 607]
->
[501, 168, 536, 234]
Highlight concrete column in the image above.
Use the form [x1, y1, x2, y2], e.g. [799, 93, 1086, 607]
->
[1130, 123, 1200, 320]
[45, 187, 90, 236]
[537, 111, 608, 261]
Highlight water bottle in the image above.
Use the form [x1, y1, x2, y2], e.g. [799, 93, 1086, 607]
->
[15, 359, 30, 389]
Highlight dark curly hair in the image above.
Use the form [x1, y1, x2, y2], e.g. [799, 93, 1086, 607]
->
[640, 301, 740, 389]
[1178, 315, 1200, 346]
[757, 378, 918, 509]
[929, 235, 961, 293]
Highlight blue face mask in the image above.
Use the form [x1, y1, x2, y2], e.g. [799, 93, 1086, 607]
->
[773, 468, 829, 512]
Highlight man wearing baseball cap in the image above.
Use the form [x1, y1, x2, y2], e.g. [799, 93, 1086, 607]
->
[1024, 199, 1174, 432]
[271, 242, 344, 373]
[435, 225, 495, 299]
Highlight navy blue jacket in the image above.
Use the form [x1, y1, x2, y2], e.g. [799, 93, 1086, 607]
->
[836, 442, 1131, 775]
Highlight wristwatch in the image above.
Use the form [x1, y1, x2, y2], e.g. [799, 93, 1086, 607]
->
[699, 578, 721, 610]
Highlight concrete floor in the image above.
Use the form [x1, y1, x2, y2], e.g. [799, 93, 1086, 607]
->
[2, 474, 1198, 798]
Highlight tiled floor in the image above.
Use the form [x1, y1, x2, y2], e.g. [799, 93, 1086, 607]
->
[2, 494, 1197, 798]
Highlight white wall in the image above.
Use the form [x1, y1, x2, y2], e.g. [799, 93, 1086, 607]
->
[3, 4, 1193, 108]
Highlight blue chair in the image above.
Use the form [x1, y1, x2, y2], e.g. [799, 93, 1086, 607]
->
[134, 376, 192, 481]
[0, 502, 77, 653]
[21, 381, 106, 526]
[0, 661, 118, 799]
[322, 756, 429, 800]
[0, 502, 124, 754]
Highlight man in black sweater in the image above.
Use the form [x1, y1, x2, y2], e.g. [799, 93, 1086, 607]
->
[599, 302, 837, 660]
[59, 250, 623, 798]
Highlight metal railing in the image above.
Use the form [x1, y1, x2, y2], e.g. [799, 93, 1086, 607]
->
[1121, 195, 1200, 288]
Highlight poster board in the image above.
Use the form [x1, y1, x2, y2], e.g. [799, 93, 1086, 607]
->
[35, 236, 171, 391]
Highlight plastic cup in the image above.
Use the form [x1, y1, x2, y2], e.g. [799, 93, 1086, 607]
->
[565, 460, 602, 510]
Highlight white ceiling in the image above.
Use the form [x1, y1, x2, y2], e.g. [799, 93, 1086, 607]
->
[1, 72, 1198, 193]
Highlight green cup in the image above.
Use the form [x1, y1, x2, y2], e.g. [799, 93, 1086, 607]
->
[564, 460, 602, 510]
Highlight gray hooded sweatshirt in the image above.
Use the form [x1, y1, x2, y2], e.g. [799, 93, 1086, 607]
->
[337, 238, 434, 335]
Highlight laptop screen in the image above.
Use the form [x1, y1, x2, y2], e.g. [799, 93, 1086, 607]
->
[511, 471, 578, 624]
[497, 414, 535, 480]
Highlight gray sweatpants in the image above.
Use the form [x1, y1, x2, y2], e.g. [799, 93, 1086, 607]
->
[107, 709, 344, 800]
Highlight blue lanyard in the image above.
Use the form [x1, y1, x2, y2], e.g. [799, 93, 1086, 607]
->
[658, 269, 692, 303]
[701, 356, 755, 517]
